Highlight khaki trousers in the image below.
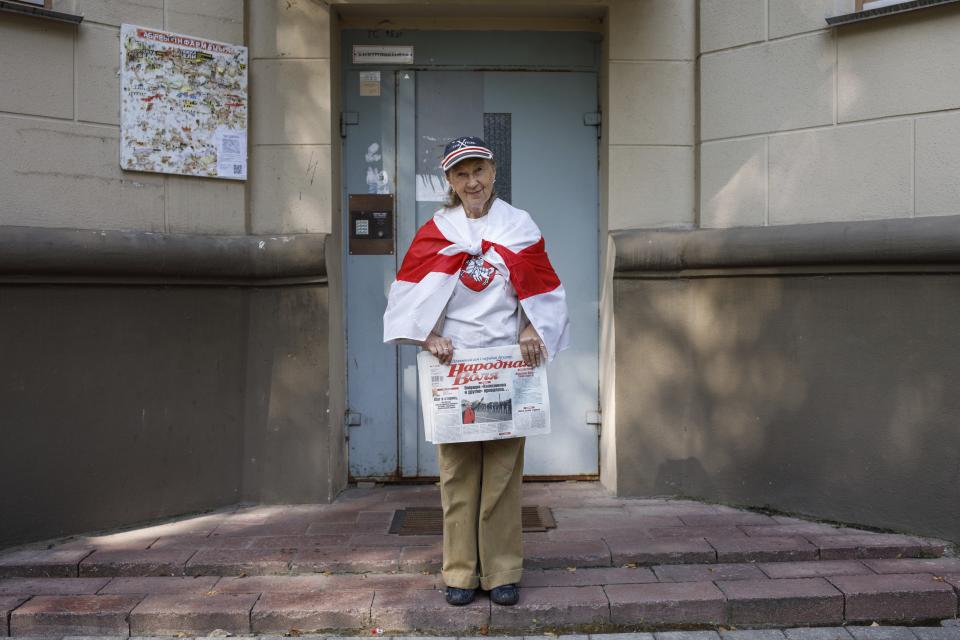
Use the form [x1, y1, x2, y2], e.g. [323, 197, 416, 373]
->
[437, 436, 525, 590]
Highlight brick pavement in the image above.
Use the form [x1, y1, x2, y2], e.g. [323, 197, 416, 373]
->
[0, 482, 956, 636]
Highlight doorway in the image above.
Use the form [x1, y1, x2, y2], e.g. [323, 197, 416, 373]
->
[341, 30, 601, 479]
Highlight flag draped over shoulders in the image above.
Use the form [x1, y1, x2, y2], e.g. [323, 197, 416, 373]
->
[383, 199, 570, 361]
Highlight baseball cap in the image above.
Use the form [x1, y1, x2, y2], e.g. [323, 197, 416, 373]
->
[440, 136, 494, 172]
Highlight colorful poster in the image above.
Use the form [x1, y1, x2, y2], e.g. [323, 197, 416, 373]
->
[120, 24, 248, 180]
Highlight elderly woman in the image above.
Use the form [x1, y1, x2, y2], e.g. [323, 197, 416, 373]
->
[383, 137, 569, 607]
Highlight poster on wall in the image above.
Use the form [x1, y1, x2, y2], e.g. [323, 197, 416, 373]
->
[119, 24, 248, 180]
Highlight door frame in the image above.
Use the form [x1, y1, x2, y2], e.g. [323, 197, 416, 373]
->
[336, 27, 604, 482]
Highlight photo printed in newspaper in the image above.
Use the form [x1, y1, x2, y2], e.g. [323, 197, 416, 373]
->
[417, 345, 550, 444]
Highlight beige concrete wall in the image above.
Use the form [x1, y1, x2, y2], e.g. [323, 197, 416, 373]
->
[249, 0, 333, 235]
[0, 2, 245, 233]
[700, 1, 960, 228]
[605, 0, 697, 231]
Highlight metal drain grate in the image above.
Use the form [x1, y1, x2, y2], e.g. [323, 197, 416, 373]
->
[389, 506, 556, 536]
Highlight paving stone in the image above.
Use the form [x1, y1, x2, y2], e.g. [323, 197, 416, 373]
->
[0, 579, 110, 596]
[810, 535, 924, 560]
[325, 572, 438, 590]
[654, 632, 722, 640]
[720, 631, 787, 640]
[149, 535, 254, 550]
[78, 550, 196, 577]
[398, 545, 442, 573]
[862, 558, 960, 575]
[523, 541, 611, 570]
[370, 588, 488, 633]
[913, 629, 960, 640]
[1, 597, 30, 637]
[97, 576, 220, 595]
[845, 626, 918, 640]
[10, 595, 142, 636]
[784, 627, 854, 640]
[521, 567, 657, 588]
[646, 527, 746, 540]
[708, 536, 818, 563]
[758, 561, 874, 579]
[741, 524, 858, 538]
[944, 618, 960, 627]
[652, 562, 767, 583]
[606, 538, 716, 566]
[829, 573, 958, 623]
[350, 533, 441, 547]
[717, 578, 843, 626]
[679, 514, 778, 527]
[490, 585, 608, 630]
[212, 575, 332, 594]
[290, 547, 400, 573]
[209, 521, 311, 537]
[251, 590, 374, 632]
[587, 633, 655, 640]
[185, 549, 294, 576]
[625, 505, 722, 518]
[246, 535, 351, 549]
[0, 551, 93, 578]
[605, 582, 726, 625]
[129, 593, 259, 636]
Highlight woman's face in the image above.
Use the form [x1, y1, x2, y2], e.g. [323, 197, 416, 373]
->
[446, 158, 496, 217]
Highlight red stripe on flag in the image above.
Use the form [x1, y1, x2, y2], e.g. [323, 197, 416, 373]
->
[484, 237, 562, 300]
[397, 219, 466, 282]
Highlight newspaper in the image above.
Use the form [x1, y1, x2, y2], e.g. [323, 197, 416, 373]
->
[417, 345, 550, 444]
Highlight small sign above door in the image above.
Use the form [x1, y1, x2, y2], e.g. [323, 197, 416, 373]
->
[353, 44, 414, 65]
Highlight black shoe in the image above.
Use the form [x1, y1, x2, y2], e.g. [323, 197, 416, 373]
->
[445, 586, 476, 606]
[490, 583, 519, 606]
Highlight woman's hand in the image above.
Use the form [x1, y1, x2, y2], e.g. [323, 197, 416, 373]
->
[519, 324, 547, 368]
[422, 332, 454, 364]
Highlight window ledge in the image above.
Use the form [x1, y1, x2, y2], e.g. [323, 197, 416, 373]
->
[0, 0, 82, 24]
[826, 0, 959, 25]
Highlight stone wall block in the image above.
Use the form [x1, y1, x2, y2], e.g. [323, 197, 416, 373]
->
[700, 137, 767, 228]
[250, 0, 330, 60]
[65, 0, 163, 28]
[164, 0, 243, 44]
[769, 0, 855, 39]
[609, 62, 695, 145]
[916, 111, 960, 217]
[700, 0, 765, 54]
[250, 145, 331, 235]
[251, 60, 331, 146]
[0, 14, 74, 119]
[608, 145, 694, 230]
[77, 24, 120, 125]
[768, 120, 912, 225]
[838, 4, 960, 123]
[609, 0, 696, 61]
[701, 32, 834, 140]
[0, 117, 165, 230]
[165, 176, 246, 234]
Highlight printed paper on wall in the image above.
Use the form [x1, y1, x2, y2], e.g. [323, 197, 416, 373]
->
[120, 24, 248, 180]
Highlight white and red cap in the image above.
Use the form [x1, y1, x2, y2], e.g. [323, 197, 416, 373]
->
[440, 136, 494, 172]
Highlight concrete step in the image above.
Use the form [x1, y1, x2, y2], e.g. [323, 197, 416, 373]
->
[0, 535, 947, 578]
[0, 567, 958, 635]
[1, 485, 955, 635]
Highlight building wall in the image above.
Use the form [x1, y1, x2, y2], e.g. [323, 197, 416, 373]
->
[0, 0, 342, 547]
[0, 1, 245, 233]
[699, 0, 960, 227]
[608, 1, 960, 545]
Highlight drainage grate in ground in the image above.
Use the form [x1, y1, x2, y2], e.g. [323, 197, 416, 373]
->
[389, 506, 556, 535]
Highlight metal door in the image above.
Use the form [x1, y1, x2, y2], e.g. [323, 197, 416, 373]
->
[344, 59, 599, 480]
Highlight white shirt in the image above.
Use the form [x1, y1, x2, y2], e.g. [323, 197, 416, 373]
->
[441, 214, 520, 349]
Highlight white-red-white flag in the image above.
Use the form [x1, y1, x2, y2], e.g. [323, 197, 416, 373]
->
[383, 199, 570, 361]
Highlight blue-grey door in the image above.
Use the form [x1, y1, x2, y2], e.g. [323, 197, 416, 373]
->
[343, 42, 599, 479]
